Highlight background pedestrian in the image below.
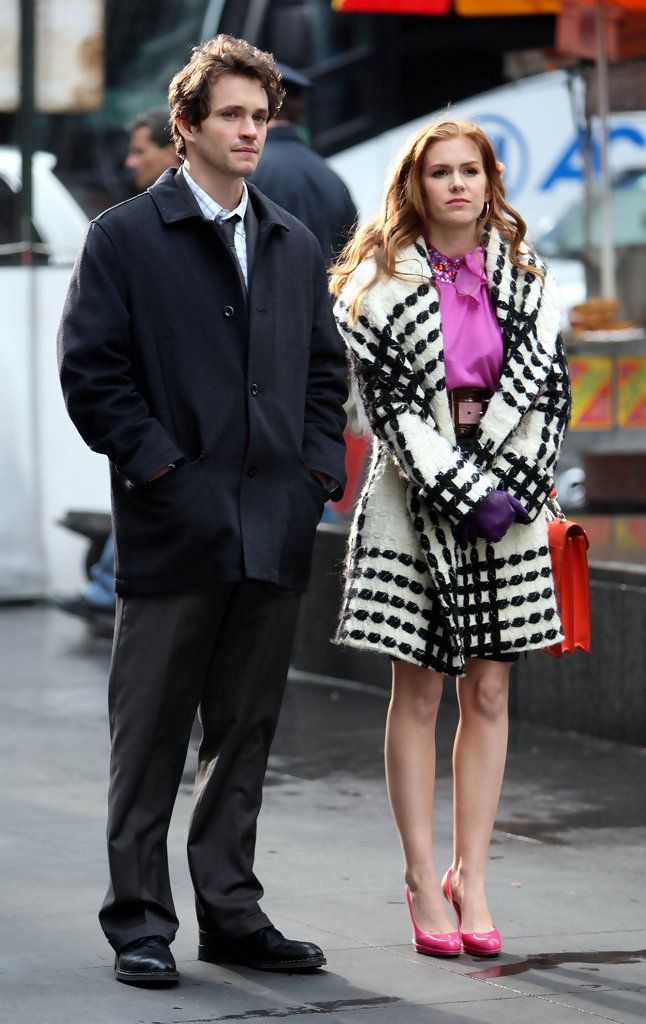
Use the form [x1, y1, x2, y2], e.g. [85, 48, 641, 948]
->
[124, 106, 181, 191]
[249, 63, 357, 267]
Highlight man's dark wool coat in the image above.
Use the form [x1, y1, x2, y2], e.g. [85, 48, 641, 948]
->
[57, 169, 348, 594]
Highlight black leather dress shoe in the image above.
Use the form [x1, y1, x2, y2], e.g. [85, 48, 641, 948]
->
[114, 936, 179, 985]
[198, 925, 326, 972]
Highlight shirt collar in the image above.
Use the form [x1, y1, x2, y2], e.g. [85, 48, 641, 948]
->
[182, 166, 248, 222]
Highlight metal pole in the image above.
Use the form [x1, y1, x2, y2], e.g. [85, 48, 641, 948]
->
[19, 0, 46, 592]
[595, 0, 616, 301]
[583, 110, 595, 287]
[19, 0, 36, 263]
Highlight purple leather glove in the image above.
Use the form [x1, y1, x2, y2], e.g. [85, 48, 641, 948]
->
[458, 491, 529, 549]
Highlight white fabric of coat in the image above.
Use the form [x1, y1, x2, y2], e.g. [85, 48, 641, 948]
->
[334, 226, 571, 675]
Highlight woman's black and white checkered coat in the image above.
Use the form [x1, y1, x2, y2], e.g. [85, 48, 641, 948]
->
[334, 227, 572, 675]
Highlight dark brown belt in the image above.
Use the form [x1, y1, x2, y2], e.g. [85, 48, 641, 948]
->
[449, 387, 491, 438]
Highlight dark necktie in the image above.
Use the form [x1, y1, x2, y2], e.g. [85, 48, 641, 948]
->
[219, 211, 246, 292]
[219, 213, 240, 250]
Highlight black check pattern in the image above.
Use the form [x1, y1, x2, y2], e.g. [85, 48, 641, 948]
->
[333, 228, 571, 674]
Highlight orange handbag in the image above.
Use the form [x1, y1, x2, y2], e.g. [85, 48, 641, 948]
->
[542, 494, 591, 658]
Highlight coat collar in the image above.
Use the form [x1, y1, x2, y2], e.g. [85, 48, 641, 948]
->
[148, 168, 291, 232]
[354, 226, 560, 461]
[477, 226, 561, 458]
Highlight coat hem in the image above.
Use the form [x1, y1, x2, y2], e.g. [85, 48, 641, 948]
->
[334, 628, 565, 676]
[333, 630, 460, 675]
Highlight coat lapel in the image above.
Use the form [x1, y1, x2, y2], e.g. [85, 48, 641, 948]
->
[477, 226, 560, 457]
[244, 197, 259, 281]
[369, 239, 456, 443]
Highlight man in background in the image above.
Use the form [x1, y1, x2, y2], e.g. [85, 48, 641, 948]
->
[125, 106, 180, 192]
[249, 64, 357, 267]
[250, 66, 360, 523]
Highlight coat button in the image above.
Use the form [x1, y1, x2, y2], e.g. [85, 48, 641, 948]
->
[247, 466, 257, 478]
[250, 383, 259, 396]
[223, 305, 234, 318]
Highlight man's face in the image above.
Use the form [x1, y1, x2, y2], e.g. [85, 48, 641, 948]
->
[177, 73, 268, 182]
[125, 126, 177, 190]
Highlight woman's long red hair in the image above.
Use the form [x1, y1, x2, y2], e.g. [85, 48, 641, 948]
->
[330, 118, 541, 320]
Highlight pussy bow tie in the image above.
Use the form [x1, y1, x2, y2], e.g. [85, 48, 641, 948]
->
[455, 247, 486, 303]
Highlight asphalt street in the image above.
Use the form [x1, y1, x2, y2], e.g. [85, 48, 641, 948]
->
[1, 603, 645, 1024]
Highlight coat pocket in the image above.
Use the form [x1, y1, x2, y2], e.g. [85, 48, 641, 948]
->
[113, 456, 229, 587]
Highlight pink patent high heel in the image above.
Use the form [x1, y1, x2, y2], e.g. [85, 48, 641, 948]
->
[441, 868, 502, 956]
[405, 886, 461, 957]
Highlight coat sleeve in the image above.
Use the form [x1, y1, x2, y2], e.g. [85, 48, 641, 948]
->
[483, 330, 571, 521]
[57, 221, 183, 486]
[335, 291, 493, 526]
[301, 242, 348, 496]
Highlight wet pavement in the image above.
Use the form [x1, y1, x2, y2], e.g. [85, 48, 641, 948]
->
[1, 603, 646, 1024]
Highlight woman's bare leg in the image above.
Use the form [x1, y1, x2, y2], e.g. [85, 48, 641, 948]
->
[385, 659, 455, 934]
[450, 658, 511, 932]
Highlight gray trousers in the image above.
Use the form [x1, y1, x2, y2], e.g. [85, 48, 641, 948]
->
[98, 580, 300, 952]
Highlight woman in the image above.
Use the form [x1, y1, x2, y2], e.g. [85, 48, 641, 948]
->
[330, 120, 570, 957]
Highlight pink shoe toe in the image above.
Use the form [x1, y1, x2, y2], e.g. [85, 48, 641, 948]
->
[460, 928, 502, 956]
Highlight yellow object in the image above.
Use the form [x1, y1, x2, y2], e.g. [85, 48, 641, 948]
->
[615, 517, 646, 550]
[569, 356, 613, 430]
[617, 357, 646, 428]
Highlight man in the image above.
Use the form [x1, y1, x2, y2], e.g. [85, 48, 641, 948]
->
[125, 106, 181, 191]
[52, 108, 181, 632]
[249, 64, 357, 267]
[58, 35, 347, 987]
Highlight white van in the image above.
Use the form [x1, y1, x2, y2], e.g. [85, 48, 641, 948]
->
[0, 147, 88, 265]
[0, 149, 109, 598]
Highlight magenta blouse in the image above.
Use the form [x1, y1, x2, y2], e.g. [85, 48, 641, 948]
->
[426, 243, 504, 394]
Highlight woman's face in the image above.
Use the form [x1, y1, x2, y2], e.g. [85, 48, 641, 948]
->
[421, 136, 491, 239]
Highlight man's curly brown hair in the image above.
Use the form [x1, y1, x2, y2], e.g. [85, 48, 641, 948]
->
[168, 35, 284, 160]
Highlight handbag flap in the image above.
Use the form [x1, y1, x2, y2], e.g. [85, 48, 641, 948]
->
[548, 519, 590, 562]
[544, 514, 591, 658]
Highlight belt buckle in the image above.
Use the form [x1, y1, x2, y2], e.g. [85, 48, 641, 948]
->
[450, 389, 489, 438]
[457, 399, 484, 427]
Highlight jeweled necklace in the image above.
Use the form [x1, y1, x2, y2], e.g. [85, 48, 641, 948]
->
[426, 243, 463, 284]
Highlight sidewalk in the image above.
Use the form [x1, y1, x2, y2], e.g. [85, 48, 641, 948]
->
[1, 604, 645, 1024]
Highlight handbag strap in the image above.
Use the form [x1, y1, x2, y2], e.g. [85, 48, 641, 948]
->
[545, 489, 567, 523]
[547, 490, 590, 552]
